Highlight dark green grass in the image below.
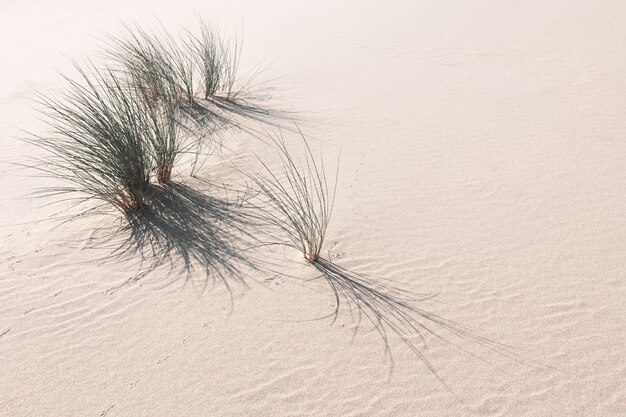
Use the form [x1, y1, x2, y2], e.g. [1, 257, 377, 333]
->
[250, 127, 337, 263]
[105, 20, 241, 105]
[133, 67, 182, 184]
[192, 23, 222, 100]
[105, 24, 191, 103]
[104, 24, 177, 102]
[31, 63, 154, 214]
[102, 21, 242, 181]
[190, 20, 241, 101]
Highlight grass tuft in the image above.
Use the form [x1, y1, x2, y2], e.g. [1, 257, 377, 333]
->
[250, 127, 337, 263]
[190, 20, 241, 101]
[102, 21, 244, 181]
[134, 68, 181, 185]
[31, 63, 155, 214]
[106, 20, 241, 106]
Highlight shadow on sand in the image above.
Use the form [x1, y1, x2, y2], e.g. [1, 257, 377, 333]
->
[181, 93, 297, 140]
[310, 258, 541, 385]
[60, 179, 544, 393]
[102, 181, 260, 293]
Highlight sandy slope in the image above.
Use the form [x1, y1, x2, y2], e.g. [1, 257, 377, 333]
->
[1, 0, 626, 416]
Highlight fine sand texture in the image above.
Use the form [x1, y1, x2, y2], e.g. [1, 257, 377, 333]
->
[1, 1, 626, 416]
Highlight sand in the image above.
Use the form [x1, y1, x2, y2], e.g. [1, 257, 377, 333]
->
[1, 0, 626, 416]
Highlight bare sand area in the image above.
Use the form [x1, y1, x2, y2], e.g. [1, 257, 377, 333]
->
[1, 1, 625, 416]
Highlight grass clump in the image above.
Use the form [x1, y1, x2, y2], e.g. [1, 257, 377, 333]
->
[190, 20, 241, 101]
[105, 24, 194, 105]
[106, 20, 241, 106]
[250, 127, 337, 263]
[33, 64, 155, 214]
[104, 21, 243, 181]
[133, 68, 182, 184]
[105, 25, 175, 103]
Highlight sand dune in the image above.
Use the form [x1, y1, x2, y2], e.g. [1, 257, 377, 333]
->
[1, 1, 625, 416]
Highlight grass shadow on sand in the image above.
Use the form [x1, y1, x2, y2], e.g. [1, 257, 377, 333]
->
[213, 95, 294, 129]
[182, 94, 297, 139]
[100, 180, 260, 293]
[310, 258, 542, 387]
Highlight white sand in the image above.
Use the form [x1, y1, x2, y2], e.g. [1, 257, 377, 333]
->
[2, 1, 626, 415]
